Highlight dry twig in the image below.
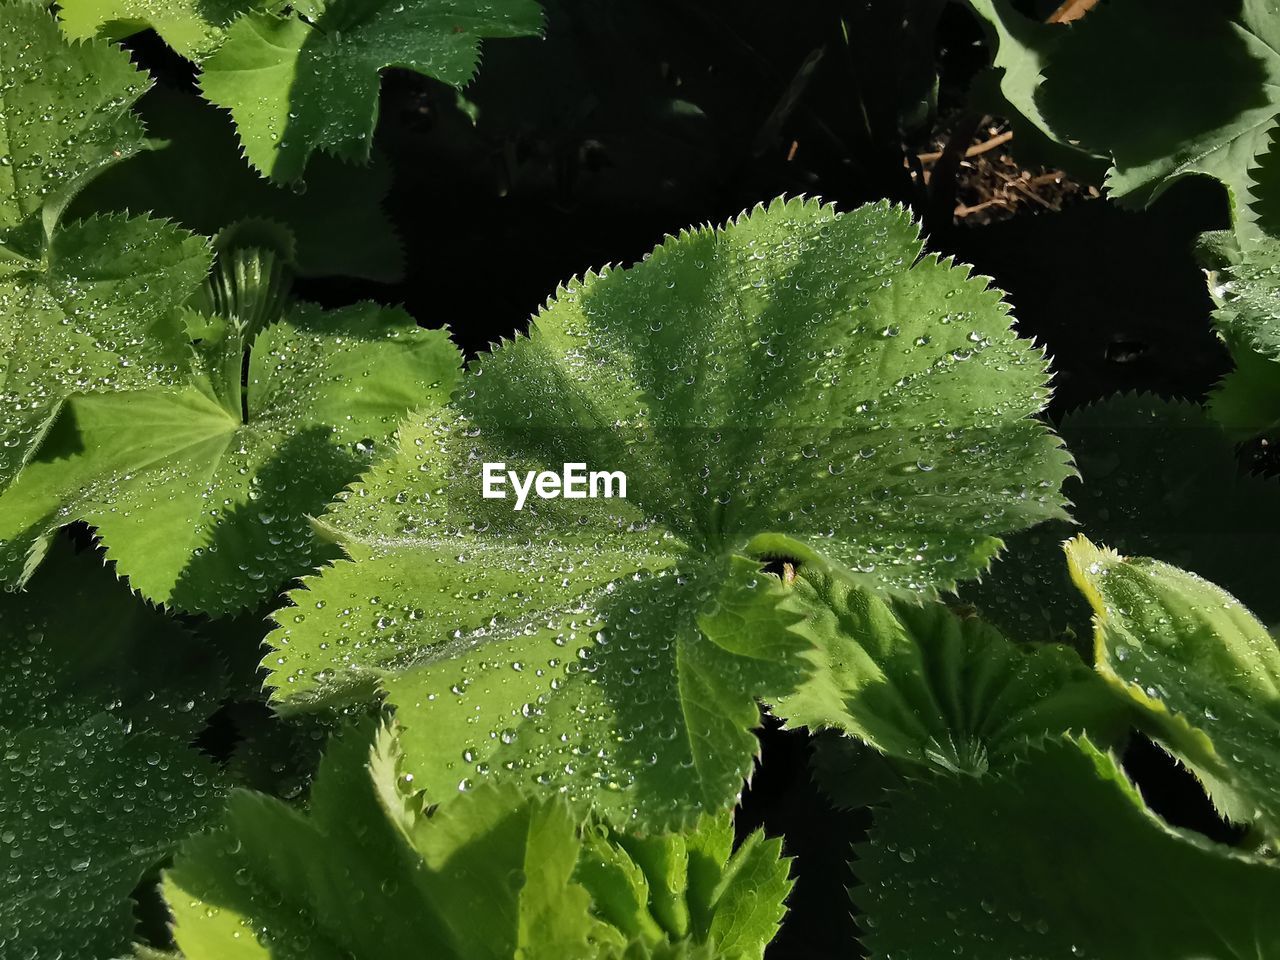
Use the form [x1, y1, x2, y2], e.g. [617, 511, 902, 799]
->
[1048, 0, 1098, 24]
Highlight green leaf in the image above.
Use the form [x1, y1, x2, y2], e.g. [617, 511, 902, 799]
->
[0, 9, 212, 496]
[809, 733, 904, 812]
[1038, 0, 1280, 231]
[578, 812, 792, 960]
[765, 551, 1124, 774]
[164, 720, 790, 960]
[0, 540, 225, 960]
[0, 283, 462, 613]
[1205, 234, 1280, 440]
[0, 0, 149, 246]
[265, 198, 1072, 828]
[0, 536, 227, 736]
[58, 0, 265, 60]
[164, 721, 609, 960]
[1068, 536, 1280, 837]
[1, 719, 224, 960]
[0, 212, 212, 496]
[967, 395, 1280, 641]
[855, 737, 1280, 959]
[1213, 233, 1280, 361]
[1210, 346, 1280, 440]
[69, 88, 405, 282]
[961, 0, 1100, 172]
[199, 0, 544, 181]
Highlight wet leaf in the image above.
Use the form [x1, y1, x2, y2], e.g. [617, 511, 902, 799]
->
[1213, 233, 1280, 362]
[199, 0, 544, 181]
[0, 280, 462, 613]
[58, 0, 267, 60]
[0, 0, 148, 244]
[0, 212, 211, 497]
[1068, 536, 1280, 837]
[163, 721, 790, 959]
[1208, 235, 1280, 440]
[763, 551, 1125, 774]
[0, 536, 226, 736]
[265, 198, 1071, 828]
[0, 7, 212, 494]
[855, 737, 1280, 959]
[0, 540, 225, 960]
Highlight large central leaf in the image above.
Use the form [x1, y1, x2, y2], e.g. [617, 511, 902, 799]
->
[265, 198, 1071, 828]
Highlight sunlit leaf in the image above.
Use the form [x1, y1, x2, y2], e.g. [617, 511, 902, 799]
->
[58, 0, 265, 60]
[0, 251, 461, 612]
[1068, 536, 1280, 837]
[578, 811, 791, 960]
[763, 551, 1124, 774]
[265, 198, 1071, 828]
[0, 0, 148, 244]
[0, 6, 212, 494]
[163, 721, 790, 959]
[199, 0, 544, 180]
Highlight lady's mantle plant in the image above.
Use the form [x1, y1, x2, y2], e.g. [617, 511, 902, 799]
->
[2, 2, 1280, 958]
[0, 1, 205, 492]
[0, 539, 226, 958]
[59, 0, 545, 180]
[264, 196, 1072, 827]
[0, 235, 461, 613]
[162, 721, 792, 959]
